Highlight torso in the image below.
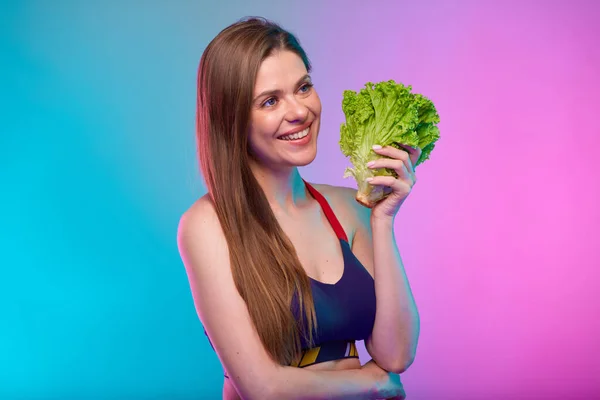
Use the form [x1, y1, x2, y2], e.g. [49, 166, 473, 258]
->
[222, 183, 373, 399]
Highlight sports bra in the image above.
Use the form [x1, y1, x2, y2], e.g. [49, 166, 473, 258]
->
[290, 180, 376, 367]
[205, 180, 377, 372]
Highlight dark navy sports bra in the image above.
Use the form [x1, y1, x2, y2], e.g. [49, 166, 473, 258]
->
[205, 180, 377, 371]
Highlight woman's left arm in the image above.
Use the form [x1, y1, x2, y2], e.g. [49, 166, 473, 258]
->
[351, 144, 422, 374]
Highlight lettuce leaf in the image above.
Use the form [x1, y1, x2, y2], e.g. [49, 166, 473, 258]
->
[339, 80, 440, 207]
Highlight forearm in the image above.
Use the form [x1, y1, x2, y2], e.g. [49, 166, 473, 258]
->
[369, 217, 420, 372]
[268, 366, 386, 400]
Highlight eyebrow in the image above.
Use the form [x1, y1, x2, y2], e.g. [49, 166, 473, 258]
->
[253, 74, 312, 103]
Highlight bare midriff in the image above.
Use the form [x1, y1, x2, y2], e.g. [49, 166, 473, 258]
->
[222, 358, 362, 399]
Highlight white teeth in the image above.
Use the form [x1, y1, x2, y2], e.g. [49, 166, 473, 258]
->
[279, 127, 310, 141]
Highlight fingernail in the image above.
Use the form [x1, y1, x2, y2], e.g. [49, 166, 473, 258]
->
[366, 161, 375, 167]
[372, 145, 382, 150]
[366, 177, 374, 182]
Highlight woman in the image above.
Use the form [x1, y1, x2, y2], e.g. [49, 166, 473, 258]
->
[177, 17, 420, 399]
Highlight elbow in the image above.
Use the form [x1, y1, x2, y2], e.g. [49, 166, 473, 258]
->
[380, 352, 416, 374]
[368, 337, 418, 374]
[393, 356, 415, 374]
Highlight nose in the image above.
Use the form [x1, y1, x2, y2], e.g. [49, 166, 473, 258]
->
[285, 97, 309, 124]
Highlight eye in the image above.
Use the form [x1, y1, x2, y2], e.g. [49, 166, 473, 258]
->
[263, 97, 277, 108]
[299, 82, 313, 93]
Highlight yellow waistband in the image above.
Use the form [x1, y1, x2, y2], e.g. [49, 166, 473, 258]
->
[291, 341, 358, 368]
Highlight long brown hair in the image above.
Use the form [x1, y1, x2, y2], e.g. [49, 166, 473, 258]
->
[196, 17, 316, 365]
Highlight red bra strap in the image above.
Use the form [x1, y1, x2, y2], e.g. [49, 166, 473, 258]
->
[303, 180, 349, 243]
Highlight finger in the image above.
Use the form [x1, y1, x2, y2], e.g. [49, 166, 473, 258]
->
[367, 158, 411, 180]
[396, 143, 422, 168]
[365, 176, 411, 194]
[372, 145, 414, 172]
[396, 142, 421, 154]
[375, 143, 421, 169]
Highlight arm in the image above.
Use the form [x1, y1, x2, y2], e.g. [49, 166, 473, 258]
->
[177, 196, 403, 400]
[350, 193, 420, 374]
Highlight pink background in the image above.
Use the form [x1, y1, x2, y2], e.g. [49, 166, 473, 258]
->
[298, 1, 600, 398]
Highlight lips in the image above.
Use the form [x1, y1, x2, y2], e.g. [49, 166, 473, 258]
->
[278, 125, 311, 141]
[276, 121, 313, 139]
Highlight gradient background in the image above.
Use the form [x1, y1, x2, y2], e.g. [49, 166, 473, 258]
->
[2, 0, 599, 399]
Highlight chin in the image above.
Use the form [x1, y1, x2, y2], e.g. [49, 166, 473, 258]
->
[290, 145, 318, 167]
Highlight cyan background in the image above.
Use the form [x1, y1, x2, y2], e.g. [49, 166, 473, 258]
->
[2, 1, 599, 399]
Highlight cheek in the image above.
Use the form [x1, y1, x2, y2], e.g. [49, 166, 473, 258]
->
[311, 93, 323, 115]
[261, 112, 283, 131]
[251, 110, 281, 135]
[248, 114, 281, 153]
[247, 130, 268, 162]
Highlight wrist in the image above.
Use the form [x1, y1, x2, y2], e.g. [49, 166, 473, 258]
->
[371, 216, 395, 231]
[360, 360, 390, 396]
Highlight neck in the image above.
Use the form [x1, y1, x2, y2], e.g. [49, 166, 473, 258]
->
[249, 159, 310, 212]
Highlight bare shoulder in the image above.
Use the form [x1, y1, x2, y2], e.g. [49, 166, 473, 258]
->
[178, 193, 219, 233]
[177, 194, 240, 293]
[310, 182, 354, 202]
[177, 194, 226, 270]
[309, 183, 372, 240]
[176, 194, 234, 300]
[311, 183, 371, 223]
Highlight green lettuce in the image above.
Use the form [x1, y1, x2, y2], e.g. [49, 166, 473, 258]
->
[339, 80, 440, 207]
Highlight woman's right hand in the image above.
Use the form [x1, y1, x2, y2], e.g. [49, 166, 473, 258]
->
[361, 360, 406, 400]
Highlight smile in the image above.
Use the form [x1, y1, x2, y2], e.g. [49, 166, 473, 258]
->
[278, 125, 311, 141]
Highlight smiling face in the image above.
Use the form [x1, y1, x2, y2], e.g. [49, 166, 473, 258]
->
[247, 50, 322, 170]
